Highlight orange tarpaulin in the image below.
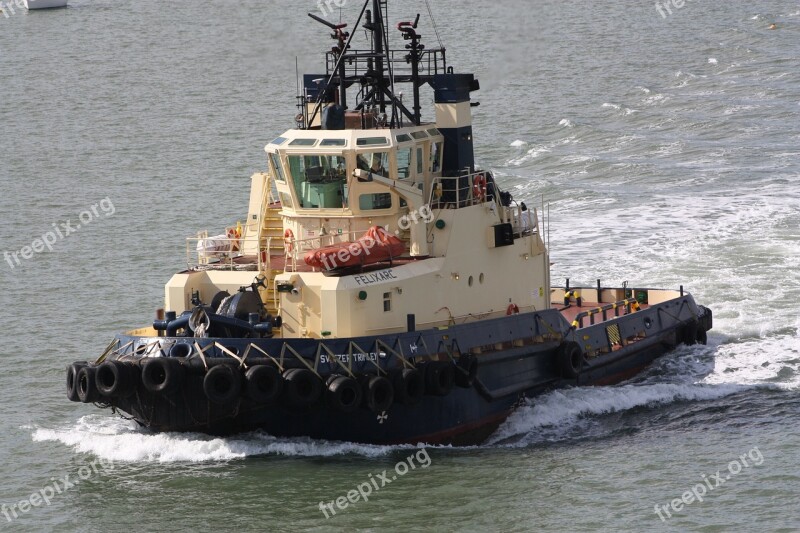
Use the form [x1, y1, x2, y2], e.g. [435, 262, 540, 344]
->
[304, 226, 405, 271]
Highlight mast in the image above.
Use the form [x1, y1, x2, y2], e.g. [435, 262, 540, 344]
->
[372, 0, 387, 114]
[304, 0, 450, 130]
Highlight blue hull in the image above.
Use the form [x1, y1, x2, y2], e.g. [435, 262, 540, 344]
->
[69, 297, 711, 445]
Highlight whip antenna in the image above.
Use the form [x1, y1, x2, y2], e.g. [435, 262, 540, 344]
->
[425, 0, 444, 50]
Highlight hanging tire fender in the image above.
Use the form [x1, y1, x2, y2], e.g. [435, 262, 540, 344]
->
[361, 375, 394, 413]
[77, 366, 100, 403]
[245, 365, 283, 404]
[283, 368, 322, 406]
[557, 341, 584, 379]
[326, 374, 363, 413]
[390, 368, 424, 406]
[96, 361, 136, 398]
[423, 361, 455, 396]
[141, 358, 184, 394]
[66, 362, 88, 402]
[682, 320, 699, 346]
[203, 364, 242, 405]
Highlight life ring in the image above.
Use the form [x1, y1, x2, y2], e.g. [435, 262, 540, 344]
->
[284, 228, 294, 254]
[226, 223, 242, 251]
[506, 303, 520, 315]
[473, 174, 487, 202]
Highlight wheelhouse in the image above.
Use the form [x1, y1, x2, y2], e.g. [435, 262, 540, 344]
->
[266, 126, 444, 219]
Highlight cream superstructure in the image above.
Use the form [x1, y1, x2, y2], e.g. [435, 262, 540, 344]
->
[165, 122, 550, 340]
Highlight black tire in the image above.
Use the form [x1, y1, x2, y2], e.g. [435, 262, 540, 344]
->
[362, 375, 394, 413]
[95, 361, 135, 398]
[77, 366, 100, 403]
[141, 358, 184, 394]
[558, 341, 584, 379]
[699, 305, 713, 331]
[455, 356, 478, 388]
[391, 368, 424, 406]
[245, 365, 283, 404]
[696, 328, 708, 345]
[203, 364, 242, 405]
[682, 320, 699, 346]
[326, 375, 362, 413]
[66, 362, 87, 402]
[283, 368, 322, 406]
[424, 361, 455, 396]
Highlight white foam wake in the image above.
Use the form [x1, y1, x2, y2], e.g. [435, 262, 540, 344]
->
[31, 415, 409, 463]
[488, 382, 748, 445]
[703, 333, 800, 390]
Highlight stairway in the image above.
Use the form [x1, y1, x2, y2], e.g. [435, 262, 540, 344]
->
[258, 175, 284, 318]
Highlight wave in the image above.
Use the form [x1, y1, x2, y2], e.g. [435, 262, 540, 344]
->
[31, 415, 414, 463]
[488, 382, 749, 446]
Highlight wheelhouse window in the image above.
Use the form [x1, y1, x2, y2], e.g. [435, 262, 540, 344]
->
[359, 193, 392, 211]
[320, 139, 347, 147]
[397, 147, 413, 179]
[357, 152, 390, 176]
[287, 154, 348, 209]
[357, 137, 389, 147]
[269, 152, 286, 182]
[431, 141, 443, 173]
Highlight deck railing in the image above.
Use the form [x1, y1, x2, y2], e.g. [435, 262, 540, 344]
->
[283, 230, 369, 272]
[429, 172, 539, 237]
[186, 235, 273, 272]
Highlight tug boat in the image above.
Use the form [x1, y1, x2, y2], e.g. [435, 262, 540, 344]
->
[66, 1, 712, 445]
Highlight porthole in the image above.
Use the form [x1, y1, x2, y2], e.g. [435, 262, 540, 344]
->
[468, 276, 474, 287]
[479, 273, 485, 284]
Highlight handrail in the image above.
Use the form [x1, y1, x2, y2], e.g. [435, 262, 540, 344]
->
[429, 172, 488, 208]
[326, 48, 447, 80]
[429, 172, 539, 236]
[284, 229, 385, 272]
[257, 171, 277, 273]
[570, 298, 640, 329]
[186, 235, 273, 272]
